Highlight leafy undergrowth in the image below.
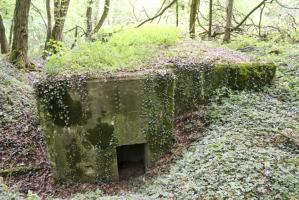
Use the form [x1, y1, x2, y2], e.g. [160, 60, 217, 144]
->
[45, 26, 181, 75]
[135, 39, 299, 199]
[0, 60, 33, 129]
[0, 60, 53, 199]
[139, 92, 298, 199]
[67, 39, 298, 199]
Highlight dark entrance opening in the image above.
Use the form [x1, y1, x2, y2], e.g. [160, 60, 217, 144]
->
[116, 143, 145, 180]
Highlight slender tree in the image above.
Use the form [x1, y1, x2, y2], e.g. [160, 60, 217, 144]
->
[46, 0, 52, 44]
[51, 0, 70, 41]
[208, 0, 213, 37]
[94, 0, 100, 26]
[92, 0, 110, 34]
[10, 0, 31, 68]
[223, 0, 234, 43]
[189, 0, 200, 39]
[86, 0, 93, 39]
[0, 14, 9, 54]
[9, 19, 13, 47]
[258, 2, 266, 37]
[176, 0, 179, 27]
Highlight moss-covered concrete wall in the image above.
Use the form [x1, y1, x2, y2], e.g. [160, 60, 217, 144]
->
[36, 72, 174, 183]
[172, 62, 276, 115]
[213, 63, 276, 90]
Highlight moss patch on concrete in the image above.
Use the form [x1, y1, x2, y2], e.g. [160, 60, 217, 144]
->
[172, 62, 276, 115]
[214, 62, 276, 90]
[171, 64, 206, 115]
[142, 73, 175, 161]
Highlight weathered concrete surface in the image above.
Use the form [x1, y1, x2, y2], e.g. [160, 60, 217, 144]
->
[36, 72, 174, 183]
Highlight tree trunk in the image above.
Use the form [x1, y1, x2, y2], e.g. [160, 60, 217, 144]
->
[9, 19, 14, 47]
[94, 0, 100, 26]
[93, 0, 110, 34]
[208, 0, 213, 37]
[189, 0, 200, 39]
[176, 0, 179, 27]
[10, 0, 31, 68]
[223, 0, 234, 43]
[46, 0, 52, 44]
[51, 0, 70, 41]
[86, 1, 93, 39]
[258, 2, 266, 37]
[0, 14, 9, 54]
[54, 0, 61, 20]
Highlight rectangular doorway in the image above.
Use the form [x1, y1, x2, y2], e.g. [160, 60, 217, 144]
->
[116, 143, 145, 181]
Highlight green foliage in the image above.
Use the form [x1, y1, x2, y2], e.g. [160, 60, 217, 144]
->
[26, 191, 41, 200]
[45, 26, 181, 75]
[223, 33, 299, 97]
[0, 0, 14, 19]
[109, 26, 181, 46]
[136, 37, 299, 199]
[224, 32, 299, 56]
[0, 177, 40, 200]
[140, 82, 298, 199]
[0, 177, 20, 199]
[44, 39, 67, 58]
[0, 60, 34, 126]
[140, 38, 299, 199]
[70, 189, 103, 200]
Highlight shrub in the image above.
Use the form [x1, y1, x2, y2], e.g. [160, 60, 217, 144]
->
[43, 39, 67, 58]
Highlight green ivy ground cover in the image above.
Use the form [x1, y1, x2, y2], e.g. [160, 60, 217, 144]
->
[139, 89, 298, 199]
[73, 38, 298, 200]
[136, 39, 299, 199]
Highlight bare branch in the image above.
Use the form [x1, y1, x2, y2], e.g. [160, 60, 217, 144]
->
[275, 0, 299, 10]
[136, 0, 177, 28]
[129, 0, 139, 21]
[93, 0, 110, 34]
[233, 0, 268, 31]
[212, 0, 269, 37]
[31, 2, 47, 29]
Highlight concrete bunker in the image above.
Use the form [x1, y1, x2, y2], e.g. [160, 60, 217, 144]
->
[36, 71, 175, 183]
[36, 45, 277, 183]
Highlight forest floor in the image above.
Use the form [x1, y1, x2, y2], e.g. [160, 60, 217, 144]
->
[90, 38, 299, 200]
[0, 38, 298, 199]
[0, 60, 54, 197]
[135, 40, 299, 199]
